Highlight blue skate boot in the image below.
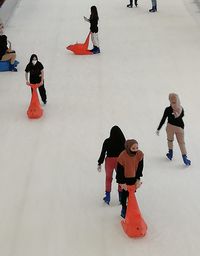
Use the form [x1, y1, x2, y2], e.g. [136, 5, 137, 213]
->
[103, 192, 110, 205]
[166, 149, 173, 160]
[182, 155, 191, 166]
[92, 46, 100, 54]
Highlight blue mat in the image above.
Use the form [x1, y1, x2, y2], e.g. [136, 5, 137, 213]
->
[0, 60, 19, 72]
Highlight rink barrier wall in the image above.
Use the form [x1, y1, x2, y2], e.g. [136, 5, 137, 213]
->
[0, 0, 20, 25]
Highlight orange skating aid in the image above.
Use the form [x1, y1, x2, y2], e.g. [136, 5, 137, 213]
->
[66, 32, 93, 55]
[27, 84, 43, 119]
[121, 185, 147, 238]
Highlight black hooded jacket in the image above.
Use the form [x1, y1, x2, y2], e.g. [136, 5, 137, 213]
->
[98, 126, 125, 165]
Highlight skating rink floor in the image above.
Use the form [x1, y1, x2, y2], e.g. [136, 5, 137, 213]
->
[1, 0, 200, 255]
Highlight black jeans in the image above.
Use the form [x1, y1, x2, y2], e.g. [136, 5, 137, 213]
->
[121, 189, 129, 211]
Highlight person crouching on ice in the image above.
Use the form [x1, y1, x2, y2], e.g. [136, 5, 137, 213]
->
[84, 6, 100, 54]
[116, 139, 144, 218]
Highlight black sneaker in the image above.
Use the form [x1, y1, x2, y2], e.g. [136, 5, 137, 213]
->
[127, 4, 133, 8]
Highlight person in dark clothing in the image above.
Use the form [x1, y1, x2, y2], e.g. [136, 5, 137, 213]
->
[127, 0, 138, 8]
[116, 139, 144, 218]
[156, 93, 191, 166]
[98, 126, 126, 205]
[25, 54, 47, 104]
[84, 5, 100, 54]
[0, 28, 17, 71]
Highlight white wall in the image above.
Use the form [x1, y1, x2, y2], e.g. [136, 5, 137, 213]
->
[0, 0, 20, 25]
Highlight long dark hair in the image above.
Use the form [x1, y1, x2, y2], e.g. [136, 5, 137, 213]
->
[90, 6, 99, 20]
[109, 126, 125, 146]
[29, 54, 38, 64]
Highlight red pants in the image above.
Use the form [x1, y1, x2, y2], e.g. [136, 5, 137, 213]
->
[105, 157, 122, 192]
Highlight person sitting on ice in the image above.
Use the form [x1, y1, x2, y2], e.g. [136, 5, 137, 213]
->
[0, 19, 17, 71]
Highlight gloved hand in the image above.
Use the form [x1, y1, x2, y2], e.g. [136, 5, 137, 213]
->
[97, 164, 101, 172]
[156, 130, 159, 136]
[84, 16, 89, 22]
[120, 184, 127, 191]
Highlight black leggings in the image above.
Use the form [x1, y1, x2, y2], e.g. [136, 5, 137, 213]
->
[121, 190, 129, 210]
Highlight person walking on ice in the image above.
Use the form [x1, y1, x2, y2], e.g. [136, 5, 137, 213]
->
[25, 54, 47, 105]
[116, 139, 144, 218]
[97, 126, 126, 205]
[156, 93, 191, 166]
[84, 5, 100, 54]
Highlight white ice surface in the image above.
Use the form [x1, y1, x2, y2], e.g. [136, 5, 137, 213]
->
[1, 0, 200, 255]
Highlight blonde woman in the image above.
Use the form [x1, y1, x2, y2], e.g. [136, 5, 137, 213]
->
[156, 93, 191, 166]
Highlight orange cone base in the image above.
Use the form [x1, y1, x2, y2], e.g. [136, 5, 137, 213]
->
[66, 45, 93, 55]
[121, 218, 147, 238]
[27, 84, 43, 119]
[121, 185, 147, 238]
[66, 32, 93, 55]
[27, 107, 43, 119]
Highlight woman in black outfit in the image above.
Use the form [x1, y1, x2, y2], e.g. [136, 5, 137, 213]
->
[84, 6, 100, 54]
[156, 93, 191, 166]
[25, 54, 47, 104]
[98, 126, 126, 204]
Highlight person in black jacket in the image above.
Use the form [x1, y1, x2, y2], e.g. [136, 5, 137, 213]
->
[84, 6, 100, 54]
[25, 54, 47, 104]
[156, 93, 191, 166]
[98, 126, 126, 205]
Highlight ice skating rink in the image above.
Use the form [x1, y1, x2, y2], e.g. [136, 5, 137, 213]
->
[1, 0, 200, 255]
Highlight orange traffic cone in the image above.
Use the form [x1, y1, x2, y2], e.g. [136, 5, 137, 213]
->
[27, 84, 43, 119]
[66, 32, 93, 55]
[121, 185, 147, 238]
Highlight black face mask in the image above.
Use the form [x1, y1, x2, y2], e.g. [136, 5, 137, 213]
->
[130, 150, 137, 156]
[126, 149, 137, 157]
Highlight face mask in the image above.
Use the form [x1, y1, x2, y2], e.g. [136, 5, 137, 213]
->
[32, 60, 37, 65]
[130, 150, 137, 155]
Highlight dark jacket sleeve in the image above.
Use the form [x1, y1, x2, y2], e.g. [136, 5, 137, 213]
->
[157, 108, 168, 130]
[135, 159, 144, 180]
[116, 163, 125, 184]
[98, 140, 107, 165]
[179, 109, 184, 119]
